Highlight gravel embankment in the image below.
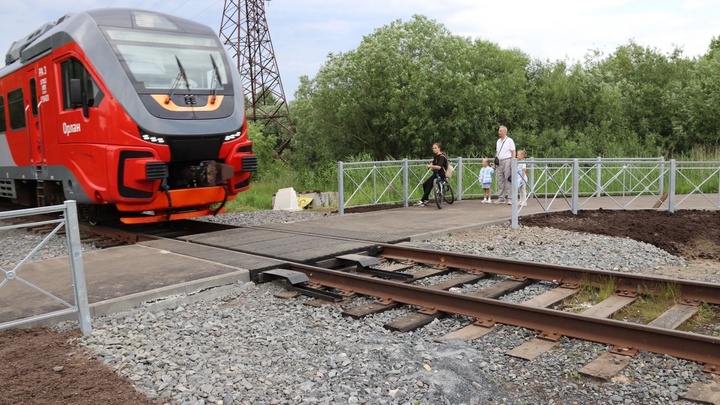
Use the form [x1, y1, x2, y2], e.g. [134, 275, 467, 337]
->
[4, 211, 719, 405]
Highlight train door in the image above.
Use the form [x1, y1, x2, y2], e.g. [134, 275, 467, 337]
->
[24, 65, 45, 165]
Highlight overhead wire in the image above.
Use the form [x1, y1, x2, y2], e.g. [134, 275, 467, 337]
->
[190, 0, 224, 20]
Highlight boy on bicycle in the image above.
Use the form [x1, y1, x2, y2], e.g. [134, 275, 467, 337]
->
[414, 142, 449, 206]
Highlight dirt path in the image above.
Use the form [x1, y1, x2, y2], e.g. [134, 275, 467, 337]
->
[521, 209, 720, 260]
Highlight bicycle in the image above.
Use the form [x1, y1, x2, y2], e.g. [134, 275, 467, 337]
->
[432, 175, 455, 209]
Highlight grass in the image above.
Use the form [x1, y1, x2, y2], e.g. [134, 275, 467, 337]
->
[225, 173, 297, 211]
[614, 283, 680, 324]
[559, 277, 616, 313]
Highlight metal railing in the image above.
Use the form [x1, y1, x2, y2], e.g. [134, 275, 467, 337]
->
[0, 201, 91, 335]
[337, 157, 720, 224]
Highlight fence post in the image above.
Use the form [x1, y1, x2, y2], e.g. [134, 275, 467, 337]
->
[403, 159, 409, 207]
[572, 159, 579, 215]
[659, 156, 665, 197]
[372, 165, 377, 204]
[337, 161, 344, 215]
[511, 158, 519, 228]
[669, 159, 676, 213]
[64, 200, 91, 336]
[595, 156, 602, 197]
[528, 157, 535, 200]
[456, 157, 463, 201]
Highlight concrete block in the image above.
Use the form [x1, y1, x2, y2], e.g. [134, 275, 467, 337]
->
[273, 187, 303, 211]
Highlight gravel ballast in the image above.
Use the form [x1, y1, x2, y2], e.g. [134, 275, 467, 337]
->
[4, 210, 718, 404]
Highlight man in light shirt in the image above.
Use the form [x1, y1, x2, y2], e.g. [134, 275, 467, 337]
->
[494, 125, 516, 204]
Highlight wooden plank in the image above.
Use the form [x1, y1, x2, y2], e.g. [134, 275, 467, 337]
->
[378, 263, 415, 272]
[652, 192, 669, 209]
[411, 267, 453, 280]
[522, 287, 577, 308]
[582, 295, 636, 318]
[497, 288, 580, 360]
[428, 273, 486, 291]
[385, 313, 440, 332]
[437, 324, 495, 342]
[683, 381, 720, 405]
[469, 278, 532, 299]
[579, 352, 632, 381]
[506, 338, 558, 360]
[648, 304, 699, 329]
[342, 301, 401, 318]
[573, 296, 637, 381]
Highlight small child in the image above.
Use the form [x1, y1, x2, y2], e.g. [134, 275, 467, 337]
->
[516, 150, 528, 206]
[478, 158, 495, 203]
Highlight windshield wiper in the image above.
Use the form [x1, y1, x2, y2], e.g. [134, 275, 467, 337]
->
[165, 55, 191, 105]
[209, 54, 223, 104]
[176, 55, 191, 91]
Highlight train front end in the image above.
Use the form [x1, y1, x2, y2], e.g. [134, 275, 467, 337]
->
[79, 9, 256, 223]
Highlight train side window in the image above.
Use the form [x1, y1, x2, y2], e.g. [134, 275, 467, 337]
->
[61, 58, 103, 110]
[0, 96, 6, 132]
[8, 89, 26, 130]
[29, 79, 38, 116]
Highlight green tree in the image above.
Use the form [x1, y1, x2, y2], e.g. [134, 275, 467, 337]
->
[291, 15, 530, 163]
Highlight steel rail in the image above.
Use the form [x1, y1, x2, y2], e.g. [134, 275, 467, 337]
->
[376, 244, 720, 305]
[283, 262, 720, 367]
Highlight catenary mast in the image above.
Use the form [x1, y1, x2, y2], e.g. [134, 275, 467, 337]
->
[219, 0, 294, 156]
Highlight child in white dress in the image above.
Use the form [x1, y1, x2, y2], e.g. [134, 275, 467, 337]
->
[516, 150, 528, 206]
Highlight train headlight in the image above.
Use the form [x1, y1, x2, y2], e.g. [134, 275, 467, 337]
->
[224, 131, 241, 142]
[141, 134, 166, 144]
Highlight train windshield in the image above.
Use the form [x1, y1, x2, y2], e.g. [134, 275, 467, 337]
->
[104, 28, 230, 92]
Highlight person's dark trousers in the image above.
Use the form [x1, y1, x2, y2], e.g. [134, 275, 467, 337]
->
[421, 176, 435, 201]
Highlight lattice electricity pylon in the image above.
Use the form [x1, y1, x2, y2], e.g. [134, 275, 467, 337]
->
[219, 0, 294, 156]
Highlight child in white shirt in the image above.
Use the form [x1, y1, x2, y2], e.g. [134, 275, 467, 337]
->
[478, 158, 495, 203]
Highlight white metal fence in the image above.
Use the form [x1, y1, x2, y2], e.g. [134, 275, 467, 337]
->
[337, 157, 720, 226]
[0, 201, 91, 335]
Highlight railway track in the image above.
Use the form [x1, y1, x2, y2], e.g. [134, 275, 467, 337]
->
[66, 218, 720, 379]
[258, 243, 720, 382]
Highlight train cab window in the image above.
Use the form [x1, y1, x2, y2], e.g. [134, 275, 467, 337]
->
[61, 58, 103, 110]
[29, 79, 38, 116]
[0, 96, 6, 132]
[7, 89, 26, 130]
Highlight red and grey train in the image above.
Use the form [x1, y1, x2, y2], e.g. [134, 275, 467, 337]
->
[0, 8, 256, 224]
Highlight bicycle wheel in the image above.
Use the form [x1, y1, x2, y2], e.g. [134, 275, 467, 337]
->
[444, 183, 455, 204]
[433, 178, 443, 209]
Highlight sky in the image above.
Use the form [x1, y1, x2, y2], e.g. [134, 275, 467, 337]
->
[1, 0, 718, 101]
